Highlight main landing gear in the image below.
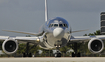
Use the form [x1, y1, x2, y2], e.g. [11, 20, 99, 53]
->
[23, 42, 36, 57]
[71, 43, 81, 57]
[72, 52, 81, 57]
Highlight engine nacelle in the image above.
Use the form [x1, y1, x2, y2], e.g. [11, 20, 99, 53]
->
[2, 39, 18, 54]
[88, 38, 104, 53]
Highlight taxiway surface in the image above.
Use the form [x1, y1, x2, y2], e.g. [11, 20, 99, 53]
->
[0, 57, 105, 62]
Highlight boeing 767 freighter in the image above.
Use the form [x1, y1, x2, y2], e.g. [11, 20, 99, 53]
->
[1, 0, 105, 57]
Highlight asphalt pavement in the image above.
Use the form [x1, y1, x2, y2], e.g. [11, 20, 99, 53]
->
[0, 57, 105, 62]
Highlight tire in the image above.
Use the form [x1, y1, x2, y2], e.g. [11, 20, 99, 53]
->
[72, 52, 75, 57]
[77, 52, 81, 57]
[28, 53, 32, 57]
[23, 53, 27, 57]
[55, 53, 61, 57]
[58, 53, 61, 57]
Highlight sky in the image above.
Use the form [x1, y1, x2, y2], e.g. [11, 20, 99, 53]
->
[0, 0, 105, 36]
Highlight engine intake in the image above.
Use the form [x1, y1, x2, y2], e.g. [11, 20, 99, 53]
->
[2, 39, 18, 54]
[88, 38, 104, 53]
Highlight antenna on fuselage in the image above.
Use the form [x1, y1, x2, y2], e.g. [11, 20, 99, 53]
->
[45, 0, 48, 22]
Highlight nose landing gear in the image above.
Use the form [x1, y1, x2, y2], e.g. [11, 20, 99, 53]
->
[55, 51, 61, 57]
[54, 44, 62, 57]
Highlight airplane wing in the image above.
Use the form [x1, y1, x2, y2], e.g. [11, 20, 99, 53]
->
[0, 30, 45, 44]
[0, 32, 46, 54]
[70, 35, 105, 54]
[70, 35, 105, 41]
[0, 36, 40, 43]
[1, 30, 46, 43]
[0, 31, 46, 42]
[2, 30, 44, 36]
[0, 35, 43, 54]
[0, 36, 9, 40]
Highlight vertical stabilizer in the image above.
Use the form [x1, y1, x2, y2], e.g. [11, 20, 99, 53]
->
[45, 0, 48, 22]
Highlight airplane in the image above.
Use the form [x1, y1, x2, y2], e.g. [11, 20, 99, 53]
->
[0, 0, 105, 57]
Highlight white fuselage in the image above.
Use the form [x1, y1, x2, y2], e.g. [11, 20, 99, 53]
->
[39, 17, 70, 49]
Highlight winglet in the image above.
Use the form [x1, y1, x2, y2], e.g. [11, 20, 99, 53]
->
[45, 0, 48, 22]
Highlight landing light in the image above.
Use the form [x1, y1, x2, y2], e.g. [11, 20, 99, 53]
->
[56, 46, 57, 47]
[36, 38, 40, 42]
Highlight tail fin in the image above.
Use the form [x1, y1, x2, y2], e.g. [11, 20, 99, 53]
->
[45, 0, 48, 22]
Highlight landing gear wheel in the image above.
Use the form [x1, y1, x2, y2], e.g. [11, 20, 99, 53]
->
[71, 52, 81, 57]
[55, 53, 61, 57]
[72, 52, 75, 57]
[28, 53, 32, 57]
[57, 53, 61, 57]
[77, 52, 81, 57]
[55, 51, 61, 57]
[23, 53, 32, 57]
[23, 53, 27, 57]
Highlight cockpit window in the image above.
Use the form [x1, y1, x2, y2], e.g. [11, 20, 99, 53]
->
[64, 24, 68, 28]
[49, 24, 51, 27]
[54, 24, 58, 27]
[49, 23, 68, 28]
[59, 24, 63, 27]
[49, 24, 53, 27]
[51, 24, 53, 27]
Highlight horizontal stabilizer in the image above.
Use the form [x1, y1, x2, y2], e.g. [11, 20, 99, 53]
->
[3, 30, 44, 36]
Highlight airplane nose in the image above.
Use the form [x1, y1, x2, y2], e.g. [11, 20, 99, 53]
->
[53, 27, 64, 39]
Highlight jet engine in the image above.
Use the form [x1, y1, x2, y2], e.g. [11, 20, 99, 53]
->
[88, 38, 104, 53]
[2, 39, 18, 54]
